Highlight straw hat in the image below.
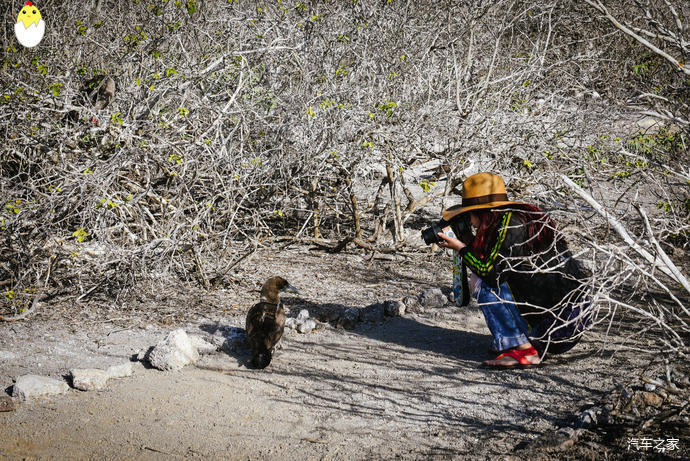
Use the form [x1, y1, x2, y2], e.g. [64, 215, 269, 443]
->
[442, 172, 529, 221]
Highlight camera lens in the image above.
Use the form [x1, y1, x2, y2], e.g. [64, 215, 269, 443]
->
[421, 222, 443, 245]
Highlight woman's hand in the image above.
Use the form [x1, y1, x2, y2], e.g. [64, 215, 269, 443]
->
[436, 232, 466, 251]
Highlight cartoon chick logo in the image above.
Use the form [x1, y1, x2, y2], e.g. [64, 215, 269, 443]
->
[15, 1, 45, 48]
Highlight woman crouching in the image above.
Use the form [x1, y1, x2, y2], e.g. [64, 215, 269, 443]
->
[436, 172, 591, 368]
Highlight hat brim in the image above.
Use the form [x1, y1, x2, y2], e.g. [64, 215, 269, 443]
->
[442, 200, 531, 222]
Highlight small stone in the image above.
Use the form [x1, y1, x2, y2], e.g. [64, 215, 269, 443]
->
[148, 329, 200, 371]
[297, 319, 316, 333]
[0, 396, 15, 412]
[640, 391, 663, 408]
[297, 309, 310, 321]
[418, 288, 447, 308]
[577, 407, 600, 428]
[384, 300, 405, 317]
[338, 307, 360, 330]
[402, 295, 423, 313]
[71, 369, 110, 391]
[285, 318, 298, 330]
[106, 362, 134, 379]
[12, 375, 69, 402]
[643, 383, 657, 392]
[188, 335, 218, 355]
[360, 303, 385, 323]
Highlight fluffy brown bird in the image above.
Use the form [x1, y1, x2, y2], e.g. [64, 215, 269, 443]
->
[65, 75, 116, 124]
[246, 277, 299, 369]
[82, 75, 116, 110]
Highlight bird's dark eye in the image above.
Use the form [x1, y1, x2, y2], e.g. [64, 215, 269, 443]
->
[33, 10, 37, 14]
[22, 10, 26, 14]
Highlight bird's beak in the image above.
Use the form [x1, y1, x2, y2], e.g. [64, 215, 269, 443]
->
[283, 284, 300, 295]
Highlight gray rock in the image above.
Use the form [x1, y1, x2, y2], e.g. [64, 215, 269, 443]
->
[297, 319, 317, 333]
[12, 375, 69, 401]
[361, 303, 385, 323]
[71, 368, 110, 391]
[148, 329, 200, 371]
[384, 300, 405, 317]
[643, 382, 657, 392]
[297, 309, 310, 321]
[188, 335, 218, 355]
[418, 288, 447, 308]
[285, 318, 298, 330]
[577, 407, 603, 428]
[106, 362, 134, 379]
[338, 307, 360, 330]
[402, 295, 423, 313]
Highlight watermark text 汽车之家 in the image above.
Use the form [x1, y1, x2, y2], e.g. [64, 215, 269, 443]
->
[627, 437, 680, 453]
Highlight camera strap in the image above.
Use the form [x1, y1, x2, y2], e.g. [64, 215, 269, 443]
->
[461, 260, 470, 306]
[452, 251, 471, 307]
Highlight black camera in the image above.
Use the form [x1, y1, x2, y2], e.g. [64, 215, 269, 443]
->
[421, 216, 470, 245]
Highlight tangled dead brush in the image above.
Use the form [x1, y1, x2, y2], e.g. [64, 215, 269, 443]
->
[0, 1, 687, 358]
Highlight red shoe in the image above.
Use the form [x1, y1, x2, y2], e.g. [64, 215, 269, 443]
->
[481, 346, 541, 369]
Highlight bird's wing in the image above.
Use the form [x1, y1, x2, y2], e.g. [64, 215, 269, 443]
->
[246, 303, 265, 335]
[247, 302, 280, 333]
[262, 303, 286, 349]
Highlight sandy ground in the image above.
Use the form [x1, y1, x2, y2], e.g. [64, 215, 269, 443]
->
[0, 245, 681, 460]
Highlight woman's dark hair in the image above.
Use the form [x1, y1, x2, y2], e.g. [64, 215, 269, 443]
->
[469, 204, 557, 259]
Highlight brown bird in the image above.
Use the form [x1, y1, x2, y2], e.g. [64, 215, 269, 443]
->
[246, 277, 299, 369]
[82, 75, 116, 110]
[65, 75, 116, 124]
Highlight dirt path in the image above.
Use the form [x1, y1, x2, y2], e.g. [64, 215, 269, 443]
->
[0, 246, 667, 459]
